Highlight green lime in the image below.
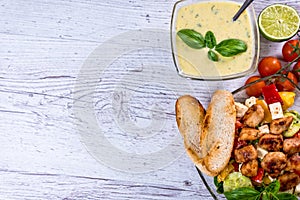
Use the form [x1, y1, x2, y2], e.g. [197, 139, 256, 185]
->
[258, 4, 300, 42]
[223, 172, 253, 192]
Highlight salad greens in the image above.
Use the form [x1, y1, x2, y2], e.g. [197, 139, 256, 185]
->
[177, 29, 247, 62]
[284, 110, 300, 137]
[223, 172, 253, 192]
[223, 180, 298, 200]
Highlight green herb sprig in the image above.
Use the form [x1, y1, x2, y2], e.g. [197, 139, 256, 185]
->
[223, 180, 298, 200]
[177, 29, 247, 62]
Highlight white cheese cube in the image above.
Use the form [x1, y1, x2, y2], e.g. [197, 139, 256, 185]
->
[245, 97, 256, 108]
[259, 124, 269, 134]
[257, 147, 268, 159]
[295, 183, 300, 195]
[269, 102, 284, 120]
[268, 175, 275, 182]
[235, 102, 248, 118]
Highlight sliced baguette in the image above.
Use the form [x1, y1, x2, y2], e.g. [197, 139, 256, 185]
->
[201, 90, 236, 175]
[175, 95, 216, 176]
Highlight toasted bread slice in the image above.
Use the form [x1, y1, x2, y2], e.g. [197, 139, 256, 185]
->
[201, 90, 236, 175]
[176, 95, 205, 157]
[175, 95, 216, 176]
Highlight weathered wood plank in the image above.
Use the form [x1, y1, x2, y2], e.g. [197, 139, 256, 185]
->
[0, 169, 216, 200]
[0, 0, 299, 199]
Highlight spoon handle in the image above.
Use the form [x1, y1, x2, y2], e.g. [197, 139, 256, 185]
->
[233, 0, 254, 21]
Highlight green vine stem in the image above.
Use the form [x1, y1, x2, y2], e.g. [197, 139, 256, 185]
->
[232, 54, 300, 95]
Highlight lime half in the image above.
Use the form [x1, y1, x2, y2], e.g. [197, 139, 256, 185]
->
[258, 4, 300, 42]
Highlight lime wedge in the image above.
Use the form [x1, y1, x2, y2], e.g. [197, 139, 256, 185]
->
[258, 4, 300, 42]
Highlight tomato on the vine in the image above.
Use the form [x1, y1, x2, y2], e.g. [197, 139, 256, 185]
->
[292, 61, 300, 81]
[245, 76, 266, 97]
[276, 72, 298, 91]
[258, 56, 281, 77]
[282, 39, 300, 62]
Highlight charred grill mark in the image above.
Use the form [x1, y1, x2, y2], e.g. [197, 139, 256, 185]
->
[258, 134, 283, 152]
[261, 152, 287, 178]
[270, 116, 293, 135]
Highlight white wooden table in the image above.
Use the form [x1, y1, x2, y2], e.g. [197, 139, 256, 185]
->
[1, 0, 299, 199]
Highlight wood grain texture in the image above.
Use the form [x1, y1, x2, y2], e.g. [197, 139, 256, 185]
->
[0, 0, 299, 199]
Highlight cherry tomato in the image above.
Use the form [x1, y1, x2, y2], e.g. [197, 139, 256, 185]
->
[245, 76, 266, 97]
[258, 57, 282, 77]
[292, 61, 300, 81]
[276, 72, 298, 91]
[282, 39, 300, 62]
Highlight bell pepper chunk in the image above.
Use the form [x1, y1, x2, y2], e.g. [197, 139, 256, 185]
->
[251, 167, 264, 183]
[262, 84, 283, 105]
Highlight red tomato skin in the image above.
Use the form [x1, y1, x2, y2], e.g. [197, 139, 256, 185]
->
[292, 61, 300, 81]
[276, 72, 298, 92]
[245, 76, 266, 97]
[282, 40, 300, 62]
[258, 57, 282, 77]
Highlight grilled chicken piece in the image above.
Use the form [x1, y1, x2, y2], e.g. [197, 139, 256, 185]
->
[286, 153, 300, 172]
[283, 138, 300, 155]
[258, 134, 283, 152]
[278, 172, 300, 191]
[241, 159, 258, 177]
[261, 152, 287, 178]
[269, 116, 293, 135]
[239, 127, 261, 141]
[234, 145, 258, 163]
[242, 104, 264, 128]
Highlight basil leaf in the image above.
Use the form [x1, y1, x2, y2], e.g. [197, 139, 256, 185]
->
[274, 193, 298, 200]
[215, 39, 247, 57]
[261, 192, 270, 200]
[177, 29, 205, 49]
[270, 193, 280, 200]
[213, 176, 224, 193]
[208, 50, 218, 62]
[205, 31, 216, 49]
[265, 180, 280, 193]
[214, 176, 219, 186]
[224, 187, 260, 200]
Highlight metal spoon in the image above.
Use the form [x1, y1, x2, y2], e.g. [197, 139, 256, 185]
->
[233, 0, 254, 21]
